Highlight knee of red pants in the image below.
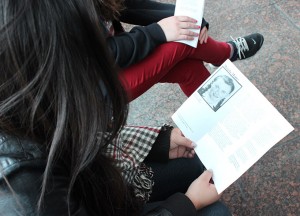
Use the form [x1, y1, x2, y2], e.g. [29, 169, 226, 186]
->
[160, 60, 211, 97]
[179, 70, 210, 97]
[118, 42, 196, 101]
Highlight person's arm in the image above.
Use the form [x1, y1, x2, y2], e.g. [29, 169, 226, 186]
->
[107, 23, 166, 68]
[119, 0, 175, 25]
[101, 1, 171, 69]
[143, 125, 172, 163]
[145, 193, 197, 216]
[106, 124, 193, 166]
[144, 171, 222, 216]
[0, 160, 89, 216]
[144, 126, 195, 163]
[106, 1, 209, 68]
[119, 0, 209, 30]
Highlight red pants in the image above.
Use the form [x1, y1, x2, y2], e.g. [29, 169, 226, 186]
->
[119, 36, 231, 101]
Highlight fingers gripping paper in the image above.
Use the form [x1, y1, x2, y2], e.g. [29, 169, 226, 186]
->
[174, 0, 205, 48]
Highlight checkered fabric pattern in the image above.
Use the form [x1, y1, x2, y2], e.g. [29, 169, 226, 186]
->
[104, 125, 162, 182]
[104, 125, 162, 201]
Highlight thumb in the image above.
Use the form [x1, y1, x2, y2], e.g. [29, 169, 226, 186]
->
[171, 128, 194, 148]
[177, 135, 193, 148]
[200, 170, 213, 182]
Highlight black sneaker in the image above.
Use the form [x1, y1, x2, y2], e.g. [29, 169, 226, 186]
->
[228, 33, 264, 61]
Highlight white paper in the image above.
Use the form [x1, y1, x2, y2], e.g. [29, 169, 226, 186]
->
[174, 0, 205, 48]
[172, 60, 294, 193]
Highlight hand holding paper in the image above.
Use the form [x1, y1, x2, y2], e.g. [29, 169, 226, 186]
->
[169, 128, 195, 159]
[157, 16, 200, 42]
[185, 170, 221, 209]
[174, 0, 206, 47]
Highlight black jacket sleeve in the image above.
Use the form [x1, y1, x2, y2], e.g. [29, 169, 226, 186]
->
[107, 23, 166, 68]
[144, 193, 197, 216]
[144, 125, 173, 163]
[0, 169, 196, 216]
[120, 0, 176, 25]
[120, 0, 209, 29]
[0, 135, 197, 216]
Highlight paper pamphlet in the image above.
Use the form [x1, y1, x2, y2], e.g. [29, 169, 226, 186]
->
[174, 0, 205, 48]
[172, 60, 294, 194]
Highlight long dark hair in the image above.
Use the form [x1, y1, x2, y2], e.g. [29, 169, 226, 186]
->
[95, 0, 125, 20]
[0, 0, 139, 215]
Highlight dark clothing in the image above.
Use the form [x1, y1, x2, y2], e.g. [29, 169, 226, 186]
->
[105, 0, 209, 68]
[144, 200, 231, 216]
[144, 156, 232, 216]
[0, 133, 198, 215]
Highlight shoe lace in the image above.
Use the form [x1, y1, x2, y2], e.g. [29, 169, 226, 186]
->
[230, 36, 249, 59]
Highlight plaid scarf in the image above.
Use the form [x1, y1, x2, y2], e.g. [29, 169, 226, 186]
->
[104, 125, 163, 202]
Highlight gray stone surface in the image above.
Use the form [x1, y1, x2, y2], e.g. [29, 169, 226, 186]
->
[126, 1, 300, 215]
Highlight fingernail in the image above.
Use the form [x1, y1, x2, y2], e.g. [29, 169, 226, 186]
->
[192, 142, 197, 147]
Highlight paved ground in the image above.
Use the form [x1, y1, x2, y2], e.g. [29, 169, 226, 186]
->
[126, 0, 300, 215]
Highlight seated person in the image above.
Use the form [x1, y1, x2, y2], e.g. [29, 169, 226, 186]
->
[0, 1, 231, 215]
[100, 0, 264, 101]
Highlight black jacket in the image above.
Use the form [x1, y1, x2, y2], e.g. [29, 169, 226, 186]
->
[0, 133, 197, 216]
[105, 0, 209, 68]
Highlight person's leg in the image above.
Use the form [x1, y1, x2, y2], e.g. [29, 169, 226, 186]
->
[119, 38, 230, 101]
[159, 59, 210, 96]
[144, 155, 206, 202]
[191, 36, 231, 65]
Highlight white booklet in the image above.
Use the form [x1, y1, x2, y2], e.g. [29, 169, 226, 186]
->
[174, 0, 205, 48]
[172, 60, 294, 194]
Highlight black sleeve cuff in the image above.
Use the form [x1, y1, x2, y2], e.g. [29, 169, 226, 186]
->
[201, 17, 209, 30]
[160, 193, 197, 216]
[144, 125, 173, 163]
[145, 23, 167, 43]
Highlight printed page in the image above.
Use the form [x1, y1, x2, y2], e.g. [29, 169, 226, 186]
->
[174, 0, 205, 48]
[172, 60, 294, 193]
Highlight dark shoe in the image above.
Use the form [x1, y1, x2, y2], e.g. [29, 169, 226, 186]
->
[228, 33, 264, 61]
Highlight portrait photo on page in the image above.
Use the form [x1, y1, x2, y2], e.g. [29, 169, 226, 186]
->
[197, 68, 242, 112]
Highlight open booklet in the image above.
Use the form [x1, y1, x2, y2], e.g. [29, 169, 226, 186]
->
[172, 60, 294, 194]
[174, 0, 205, 48]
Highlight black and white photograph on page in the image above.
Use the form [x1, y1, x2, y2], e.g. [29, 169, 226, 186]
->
[198, 68, 242, 111]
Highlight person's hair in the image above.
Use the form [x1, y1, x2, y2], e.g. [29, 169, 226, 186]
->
[1, 0, 139, 215]
[94, 0, 125, 21]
